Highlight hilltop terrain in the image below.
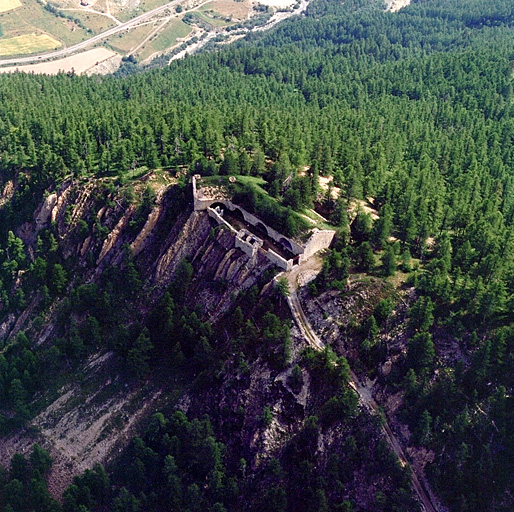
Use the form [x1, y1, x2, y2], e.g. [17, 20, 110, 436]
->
[0, 1, 512, 511]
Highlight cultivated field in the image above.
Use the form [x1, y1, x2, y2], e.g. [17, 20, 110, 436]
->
[194, 10, 230, 27]
[106, 23, 156, 53]
[0, 0, 90, 46]
[68, 10, 117, 34]
[0, 0, 22, 14]
[0, 33, 61, 56]
[0, 0, 301, 64]
[202, 0, 252, 20]
[258, 0, 296, 6]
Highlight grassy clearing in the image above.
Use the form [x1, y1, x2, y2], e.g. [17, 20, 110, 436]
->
[0, 0, 22, 14]
[204, 0, 252, 20]
[138, 18, 191, 60]
[106, 23, 155, 54]
[0, 33, 61, 56]
[68, 10, 117, 34]
[201, 175, 268, 194]
[139, 0, 173, 12]
[115, 0, 171, 23]
[300, 208, 333, 230]
[194, 10, 231, 27]
[233, 175, 268, 194]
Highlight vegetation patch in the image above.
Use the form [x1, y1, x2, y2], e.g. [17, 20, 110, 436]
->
[138, 18, 192, 61]
[0, 32, 61, 56]
[66, 10, 117, 35]
[205, 0, 252, 20]
[107, 23, 155, 54]
[194, 9, 232, 27]
[0, 0, 89, 47]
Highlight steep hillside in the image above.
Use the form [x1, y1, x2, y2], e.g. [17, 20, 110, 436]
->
[0, 175, 422, 511]
[0, 0, 513, 511]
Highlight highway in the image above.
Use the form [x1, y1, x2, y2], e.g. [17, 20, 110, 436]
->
[0, 0, 185, 66]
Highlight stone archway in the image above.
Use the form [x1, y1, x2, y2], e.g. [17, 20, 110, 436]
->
[279, 237, 293, 252]
[210, 202, 226, 211]
[232, 207, 246, 223]
[255, 222, 269, 237]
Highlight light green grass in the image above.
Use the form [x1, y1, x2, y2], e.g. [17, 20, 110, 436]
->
[0, 33, 61, 56]
[194, 10, 231, 27]
[67, 10, 117, 35]
[0, 0, 91, 48]
[138, 18, 191, 60]
[106, 23, 155, 54]
[233, 175, 268, 194]
[116, 0, 170, 22]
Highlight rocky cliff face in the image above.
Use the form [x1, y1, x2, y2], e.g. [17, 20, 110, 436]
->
[0, 175, 419, 510]
[0, 173, 282, 494]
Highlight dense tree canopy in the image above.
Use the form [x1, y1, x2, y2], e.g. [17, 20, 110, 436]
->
[0, 0, 513, 510]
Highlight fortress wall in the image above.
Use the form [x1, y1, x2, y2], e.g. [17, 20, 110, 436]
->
[266, 249, 293, 271]
[197, 181, 335, 267]
[192, 176, 231, 211]
[301, 230, 335, 262]
[207, 208, 238, 234]
[229, 205, 303, 255]
[235, 237, 256, 260]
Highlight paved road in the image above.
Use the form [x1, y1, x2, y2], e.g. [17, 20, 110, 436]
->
[0, 0, 185, 66]
[284, 265, 439, 512]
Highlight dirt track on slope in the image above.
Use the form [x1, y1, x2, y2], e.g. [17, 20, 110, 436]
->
[284, 259, 439, 512]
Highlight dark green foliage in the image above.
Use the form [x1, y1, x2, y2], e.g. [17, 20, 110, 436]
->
[0, 446, 59, 512]
[233, 183, 310, 237]
[287, 364, 303, 392]
[408, 296, 434, 333]
[381, 245, 396, 276]
[64, 411, 236, 512]
[354, 242, 374, 272]
[351, 211, 373, 243]
[374, 299, 393, 326]
[407, 332, 435, 373]
[0, 0, 512, 510]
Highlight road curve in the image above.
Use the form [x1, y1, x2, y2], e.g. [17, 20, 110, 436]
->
[0, 0, 185, 66]
[285, 268, 439, 512]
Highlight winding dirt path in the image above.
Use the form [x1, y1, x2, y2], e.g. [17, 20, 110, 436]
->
[284, 261, 439, 512]
[62, 7, 122, 26]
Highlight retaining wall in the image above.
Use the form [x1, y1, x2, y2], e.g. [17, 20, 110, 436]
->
[207, 207, 238, 235]
[266, 249, 293, 271]
[301, 229, 336, 262]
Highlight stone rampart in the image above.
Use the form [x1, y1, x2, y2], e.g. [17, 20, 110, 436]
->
[235, 229, 263, 265]
[300, 229, 336, 262]
[231, 207, 303, 255]
[192, 175, 231, 211]
[207, 207, 238, 235]
[266, 249, 293, 271]
[195, 177, 335, 269]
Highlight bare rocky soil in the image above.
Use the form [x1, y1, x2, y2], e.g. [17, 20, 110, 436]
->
[0, 175, 283, 494]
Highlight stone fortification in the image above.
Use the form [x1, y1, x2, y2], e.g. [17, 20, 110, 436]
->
[194, 176, 334, 271]
[301, 229, 336, 262]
